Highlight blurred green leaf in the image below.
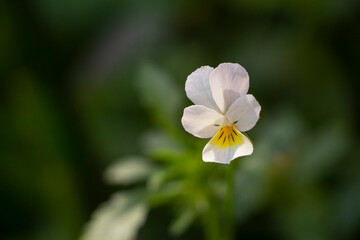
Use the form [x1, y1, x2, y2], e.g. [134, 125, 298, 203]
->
[148, 181, 184, 207]
[170, 207, 196, 236]
[136, 63, 182, 130]
[140, 129, 184, 160]
[81, 191, 148, 240]
[104, 156, 156, 185]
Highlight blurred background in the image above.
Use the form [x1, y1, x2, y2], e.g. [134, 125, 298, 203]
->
[1, 0, 360, 239]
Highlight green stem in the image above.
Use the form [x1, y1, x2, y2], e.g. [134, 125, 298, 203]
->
[223, 161, 238, 240]
[202, 204, 221, 240]
[202, 162, 238, 240]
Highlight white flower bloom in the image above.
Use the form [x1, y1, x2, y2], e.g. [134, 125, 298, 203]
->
[181, 63, 261, 164]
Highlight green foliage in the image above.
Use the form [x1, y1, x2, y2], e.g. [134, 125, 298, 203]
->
[104, 156, 157, 185]
[1, 0, 359, 239]
[81, 192, 148, 240]
[136, 63, 182, 131]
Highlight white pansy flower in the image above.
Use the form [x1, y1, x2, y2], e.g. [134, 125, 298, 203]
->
[181, 63, 261, 164]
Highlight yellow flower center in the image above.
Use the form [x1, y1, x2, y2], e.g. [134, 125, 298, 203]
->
[210, 125, 243, 148]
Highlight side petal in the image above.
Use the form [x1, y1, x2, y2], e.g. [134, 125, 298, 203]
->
[185, 66, 220, 111]
[181, 105, 225, 138]
[209, 63, 249, 113]
[202, 131, 253, 164]
[226, 94, 261, 132]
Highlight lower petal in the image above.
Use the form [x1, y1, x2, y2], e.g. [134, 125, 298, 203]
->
[202, 126, 253, 164]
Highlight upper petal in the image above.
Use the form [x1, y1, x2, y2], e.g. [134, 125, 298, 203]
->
[185, 66, 220, 112]
[209, 63, 249, 113]
[181, 105, 225, 138]
[225, 94, 261, 132]
[202, 129, 253, 164]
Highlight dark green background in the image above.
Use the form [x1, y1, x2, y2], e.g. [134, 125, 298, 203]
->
[1, 0, 359, 239]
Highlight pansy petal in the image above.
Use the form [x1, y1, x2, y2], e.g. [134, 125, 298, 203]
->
[209, 63, 249, 113]
[185, 66, 220, 111]
[181, 105, 225, 138]
[202, 129, 253, 164]
[226, 94, 261, 132]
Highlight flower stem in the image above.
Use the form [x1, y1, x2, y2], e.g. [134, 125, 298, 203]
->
[202, 203, 221, 240]
[202, 162, 238, 240]
[224, 161, 238, 240]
